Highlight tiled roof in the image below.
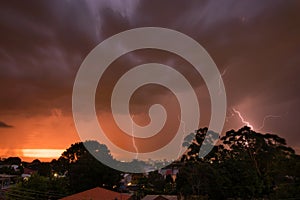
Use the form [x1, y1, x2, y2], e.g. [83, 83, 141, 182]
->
[60, 187, 132, 200]
[141, 195, 178, 200]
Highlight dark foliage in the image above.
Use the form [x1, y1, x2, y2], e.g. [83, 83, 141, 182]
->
[176, 126, 300, 199]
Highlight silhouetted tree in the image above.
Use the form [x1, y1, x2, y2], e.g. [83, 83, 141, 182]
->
[3, 157, 21, 165]
[176, 126, 299, 199]
[147, 171, 165, 193]
[59, 141, 121, 193]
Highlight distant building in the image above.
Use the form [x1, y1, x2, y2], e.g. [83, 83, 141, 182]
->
[159, 162, 182, 181]
[60, 187, 132, 200]
[10, 165, 19, 172]
[21, 167, 37, 180]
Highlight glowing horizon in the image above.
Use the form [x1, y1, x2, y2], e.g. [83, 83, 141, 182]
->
[22, 149, 65, 159]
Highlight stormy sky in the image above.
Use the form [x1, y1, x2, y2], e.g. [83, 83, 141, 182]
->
[0, 0, 299, 160]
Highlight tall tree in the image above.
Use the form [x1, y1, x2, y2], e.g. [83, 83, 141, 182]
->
[59, 141, 121, 193]
[176, 126, 299, 199]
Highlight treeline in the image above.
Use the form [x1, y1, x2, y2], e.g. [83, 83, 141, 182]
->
[2, 126, 300, 199]
[175, 126, 300, 199]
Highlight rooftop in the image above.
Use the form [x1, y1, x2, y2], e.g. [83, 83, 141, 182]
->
[60, 187, 132, 200]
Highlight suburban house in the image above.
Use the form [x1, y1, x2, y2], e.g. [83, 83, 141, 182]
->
[60, 187, 132, 200]
[158, 162, 182, 181]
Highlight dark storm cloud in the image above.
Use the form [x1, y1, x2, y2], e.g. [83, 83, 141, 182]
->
[0, 121, 13, 128]
[0, 1, 103, 113]
[1, 0, 298, 111]
[118, 0, 300, 108]
[0, 0, 142, 114]
[0, 0, 299, 147]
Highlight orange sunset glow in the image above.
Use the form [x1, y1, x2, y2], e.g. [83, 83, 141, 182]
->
[22, 149, 65, 159]
[0, 111, 81, 161]
[0, 149, 65, 162]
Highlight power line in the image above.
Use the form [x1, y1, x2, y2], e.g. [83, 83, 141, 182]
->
[10, 187, 66, 197]
[3, 187, 67, 200]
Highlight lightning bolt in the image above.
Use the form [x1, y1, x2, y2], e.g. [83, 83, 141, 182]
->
[232, 108, 254, 129]
[257, 115, 281, 131]
[131, 115, 139, 159]
[232, 108, 282, 132]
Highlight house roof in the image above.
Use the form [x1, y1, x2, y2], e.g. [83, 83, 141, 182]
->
[60, 187, 132, 200]
[141, 195, 178, 200]
[23, 168, 37, 175]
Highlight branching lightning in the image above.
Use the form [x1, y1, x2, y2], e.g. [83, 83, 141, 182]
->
[232, 108, 282, 132]
[232, 108, 254, 129]
[131, 115, 139, 159]
[257, 115, 281, 131]
[224, 65, 281, 132]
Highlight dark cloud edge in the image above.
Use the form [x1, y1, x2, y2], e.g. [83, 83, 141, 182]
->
[0, 121, 14, 128]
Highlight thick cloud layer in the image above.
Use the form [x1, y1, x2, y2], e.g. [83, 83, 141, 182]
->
[0, 0, 299, 158]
